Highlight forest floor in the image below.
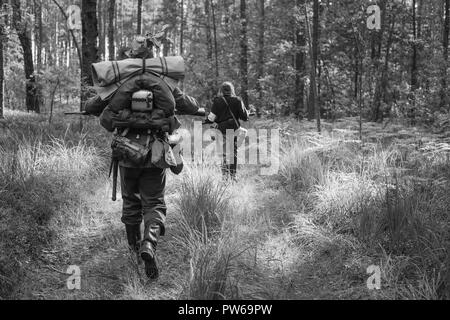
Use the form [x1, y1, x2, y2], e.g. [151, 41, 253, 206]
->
[0, 110, 449, 300]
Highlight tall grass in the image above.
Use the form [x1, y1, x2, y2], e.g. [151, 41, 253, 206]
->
[279, 130, 449, 299]
[2, 111, 447, 300]
[279, 133, 363, 192]
[0, 111, 107, 299]
[173, 162, 269, 300]
[187, 238, 237, 300]
[174, 165, 230, 243]
[172, 165, 233, 299]
[279, 145, 326, 191]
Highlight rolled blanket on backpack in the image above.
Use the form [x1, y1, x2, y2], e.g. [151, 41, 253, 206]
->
[92, 56, 184, 87]
[92, 56, 184, 100]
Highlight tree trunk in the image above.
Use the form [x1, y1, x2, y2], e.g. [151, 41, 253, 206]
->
[0, 0, 4, 118]
[411, 0, 418, 91]
[108, 0, 116, 60]
[118, 0, 122, 48]
[307, 0, 319, 120]
[98, 0, 105, 59]
[65, 38, 69, 68]
[55, 20, 59, 67]
[323, 63, 336, 121]
[12, 0, 40, 113]
[410, 0, 419, 124]
[313, 0, 319, 105]
[137, 0, 142, 34]
[294, 0, 305, 119]
[34, 0, 42, 73]
[180, 0, 184, 55]
[35, 0, 43, 111]
[354, 45, 359, 99]
[204, 0, 213, 98]
[205, 0, 212, 61]
[211, 0, 219, 85]
[370, 0, 386, 117]
[358, 51, 363, 141]
[418, 0, 423, 39]
[441, 0, 450, 110]
[49, 78, 60, 124]
[162, 38, 171, 56]
[373, 15, 395, 122]
[240, 0, 249, 108]
[255, 0, 265, 118]
[81, 0, 99, 109]
[305, 0, 320, 132]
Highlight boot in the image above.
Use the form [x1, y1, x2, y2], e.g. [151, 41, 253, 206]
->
[140, 224, 161, 279]
[125, 224, 141, 253]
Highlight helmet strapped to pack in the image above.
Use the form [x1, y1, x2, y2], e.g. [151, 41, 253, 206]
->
[125, 35, 151, 59]
[132, 90, 153, 112]
[145, 33, 162, 49]
[146, 25, 171, 49]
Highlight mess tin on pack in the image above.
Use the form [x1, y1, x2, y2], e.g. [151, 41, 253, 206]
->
[131, 90, 153, 112]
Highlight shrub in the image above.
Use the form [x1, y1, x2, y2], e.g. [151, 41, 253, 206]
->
[279, 142, 327, 191]
[311, 172, 381, 235]
[174, 165, 230, 244]
[0, 112, 106, 299]
[186, 239, 237, 300]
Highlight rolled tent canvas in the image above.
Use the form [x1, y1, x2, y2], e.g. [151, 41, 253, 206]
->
[91, 56, 184, 100]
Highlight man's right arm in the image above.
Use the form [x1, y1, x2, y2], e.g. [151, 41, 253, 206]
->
[172, 87, 203, 115]
[99, 105, 117, 132]
[84, 95, 109, 117]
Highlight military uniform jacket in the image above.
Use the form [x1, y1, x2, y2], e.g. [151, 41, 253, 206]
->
[96, 72, 199, 168]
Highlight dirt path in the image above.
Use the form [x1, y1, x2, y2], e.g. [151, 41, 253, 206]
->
[23, 165, 374, 300]
[25, 193, 190, 300]
[5, 168, 166, 299]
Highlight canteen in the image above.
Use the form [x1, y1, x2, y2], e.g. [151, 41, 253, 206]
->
[131, 90, 153, 112]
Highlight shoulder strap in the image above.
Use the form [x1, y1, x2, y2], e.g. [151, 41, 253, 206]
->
[121, 128, 130, 137]
[222, 97, 240, 128]
[140, 59, 173, 94]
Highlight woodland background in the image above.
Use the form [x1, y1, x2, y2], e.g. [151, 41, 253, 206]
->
[1, 0, 450, 128]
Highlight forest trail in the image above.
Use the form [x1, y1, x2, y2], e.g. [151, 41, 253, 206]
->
[22, 166, 371, 300]
[2, 115, 447, 300]
[22, 186, 190, 299]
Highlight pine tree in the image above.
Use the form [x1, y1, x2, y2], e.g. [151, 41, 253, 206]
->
[12, 0, 40, 113]
[81, 0, 99, 108]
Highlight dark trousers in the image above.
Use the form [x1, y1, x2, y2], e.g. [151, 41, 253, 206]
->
[222, 136, 238, 179]
[120, 166, 167, 238]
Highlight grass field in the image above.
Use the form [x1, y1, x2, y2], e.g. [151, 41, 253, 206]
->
[0, 110, 448, 300]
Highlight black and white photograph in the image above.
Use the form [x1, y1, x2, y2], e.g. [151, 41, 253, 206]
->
[0, 0, 449, 306]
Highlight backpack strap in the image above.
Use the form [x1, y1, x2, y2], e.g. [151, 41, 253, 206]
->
[121, 127, 130, 137]
[159, 57, 168, 76]
[146, 129, 152, 147]
[222, 97, 240, 129]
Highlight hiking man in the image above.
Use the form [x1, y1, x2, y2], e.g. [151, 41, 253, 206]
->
[205, 82, 249, 180]
[88, 34, 200, 279]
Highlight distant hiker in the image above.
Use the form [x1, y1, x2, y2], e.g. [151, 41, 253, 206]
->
[205, 82, 249, 180]
[89, 33, 200, 279]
